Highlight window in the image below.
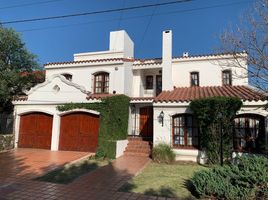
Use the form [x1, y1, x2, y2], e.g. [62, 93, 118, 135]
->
[94, 72, 109, 94]
[173, 114, 199, 148]
[222, 70, 232, 86]
[145, 76, 153, 89]
[234, 115, 265, 153]
[190, 72, 199, 86]
[62, 73, 72, 81]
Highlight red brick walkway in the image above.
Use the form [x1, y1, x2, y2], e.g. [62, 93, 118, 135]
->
[0, 150, 176, 200]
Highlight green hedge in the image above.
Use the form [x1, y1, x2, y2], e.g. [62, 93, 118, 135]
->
[191, 155, 268, 200]
[190, 96, 242, 164]
[57, 95, 130, 159]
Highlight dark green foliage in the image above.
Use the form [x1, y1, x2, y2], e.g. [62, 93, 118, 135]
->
[0, 25, 39, 111]
[152, 143, 176, 164]
[57, 95, 130, 159]
[189, 97, 242, 164]
[191, 155, 268, 199]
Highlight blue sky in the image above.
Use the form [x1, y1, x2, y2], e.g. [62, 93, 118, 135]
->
[0, 0, 254, 67]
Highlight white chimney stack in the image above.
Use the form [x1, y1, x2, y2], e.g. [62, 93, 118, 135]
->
[183, 52, 189, 57]
[162, 30, 173, 91]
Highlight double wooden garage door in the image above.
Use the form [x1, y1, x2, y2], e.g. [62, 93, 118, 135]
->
[18, 112, 99, 152]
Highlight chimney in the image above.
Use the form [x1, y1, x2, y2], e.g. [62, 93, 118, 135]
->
[109, 30, 134, 58]
[183, 52, 189, 57]
[162, 30, 173, 91]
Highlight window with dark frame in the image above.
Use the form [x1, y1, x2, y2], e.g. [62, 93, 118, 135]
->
[62, 73, 72, 81]
[190, 72, 199, 86]
[234, 115, 264, 153]
[173, 114, 199, 148]
[222, 70, 232, 86]
[145, 75, 154, 89]
[94, 72, 109, 94]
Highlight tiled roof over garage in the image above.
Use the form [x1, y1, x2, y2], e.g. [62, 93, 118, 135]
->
[155, 86, 267, 103]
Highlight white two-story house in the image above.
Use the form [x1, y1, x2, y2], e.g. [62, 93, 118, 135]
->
[13, 30, 268, 161]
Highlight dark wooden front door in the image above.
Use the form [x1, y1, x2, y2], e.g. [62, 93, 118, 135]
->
[59, 112, 100, 152]
[139, 107, 153, 139]
[156, 75, 162, 96]
[18, 112, 53, 149]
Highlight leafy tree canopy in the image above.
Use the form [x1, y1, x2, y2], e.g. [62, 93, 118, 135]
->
[0, 25, 40, 111]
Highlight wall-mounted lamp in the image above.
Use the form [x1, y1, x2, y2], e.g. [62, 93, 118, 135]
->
[158, 111, 164, 127]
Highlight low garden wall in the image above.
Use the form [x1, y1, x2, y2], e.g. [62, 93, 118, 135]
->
[0, 134, 14, 151]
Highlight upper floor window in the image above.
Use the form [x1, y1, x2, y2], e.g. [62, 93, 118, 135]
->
[62, 73, 72, 81]
[173, 114, 199, 148]
[190, 72, 199, 86]
[222, 70, 232, 86]
[145, 75, 153, 89]
[94, 72, 109, 94]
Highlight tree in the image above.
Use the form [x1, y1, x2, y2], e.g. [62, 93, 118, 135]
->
[219, 0, 268, 92]
[190, 97, 242, 165]
[0, 25, 40, 111]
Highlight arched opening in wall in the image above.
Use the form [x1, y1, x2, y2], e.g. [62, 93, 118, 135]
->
[234, 114, 266, 153]
[18, 112, 53, 149]
[93, 72, 109, 94]
[61, 73, 72, 81]
[172, 114, 199, 149]
[59, 112, 100, 152]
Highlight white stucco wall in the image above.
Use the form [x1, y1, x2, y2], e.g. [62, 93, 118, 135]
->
[116, 139, 129, 158]
[45, 63, 127, 95]
[172, 56, 248, 87]
[152, 101, 268, 163]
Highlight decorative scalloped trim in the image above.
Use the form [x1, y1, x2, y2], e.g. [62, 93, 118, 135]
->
[26, 74, 89, 95]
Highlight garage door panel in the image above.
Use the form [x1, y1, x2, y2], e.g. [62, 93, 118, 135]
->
[59, 112, 99, 152]
[18, 113, 53, 149]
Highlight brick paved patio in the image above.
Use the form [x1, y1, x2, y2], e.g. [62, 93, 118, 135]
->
[0, 149, 177, 200]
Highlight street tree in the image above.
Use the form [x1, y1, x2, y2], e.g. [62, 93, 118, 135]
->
[0, 25, 41, 111]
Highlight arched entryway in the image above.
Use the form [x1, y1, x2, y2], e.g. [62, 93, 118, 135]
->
[59, 112, 100, 152]
[234, 114, 266, 153]
[18, 112, 53, 149]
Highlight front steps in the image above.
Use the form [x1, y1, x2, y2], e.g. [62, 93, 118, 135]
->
[124, 137, 152, 157]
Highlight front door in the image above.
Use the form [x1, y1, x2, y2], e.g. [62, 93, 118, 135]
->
[156, 75, 162, 96]
[139, 107, 153, 140]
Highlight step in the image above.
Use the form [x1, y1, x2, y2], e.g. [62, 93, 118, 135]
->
[127, 141, 151, 146]
[124, 149, 151, 154]
[124, 152, 150, 157]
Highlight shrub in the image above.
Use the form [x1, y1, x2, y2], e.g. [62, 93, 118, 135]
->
[191, 155, 268, 199]
[190, 96, 242, 164]
[152, 143, 175, 164]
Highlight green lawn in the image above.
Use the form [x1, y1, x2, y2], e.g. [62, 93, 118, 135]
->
[120, 162, 206, 199]
[36, 157, 110, 184]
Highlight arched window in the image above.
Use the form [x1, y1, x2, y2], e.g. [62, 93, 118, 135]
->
[94, 72, 109, 94]
[234, 114, 265, 153]
[61, 73, 72, 81]
[172, 114, 199, 148]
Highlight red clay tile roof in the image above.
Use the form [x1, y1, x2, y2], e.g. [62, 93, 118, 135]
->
[86, 93, 119, 100]
[155, 86, 266, 103]
[13, 95, 28, 101]
[131, 97, 155, 101]
[44, 52, 245, 67]
[44, 58, 135, 66]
